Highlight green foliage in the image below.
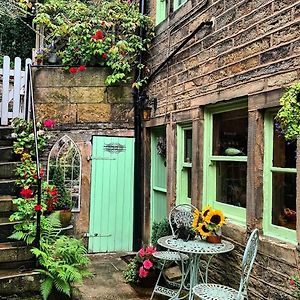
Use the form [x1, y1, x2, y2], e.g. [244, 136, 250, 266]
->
[123, 259, 138, 283]
[151, 218, 172, 247]
[33, 0, 154, 87]
[275, 83, 300, 141]
[52, 166, 72, 210]
[289, 275, 300, 299]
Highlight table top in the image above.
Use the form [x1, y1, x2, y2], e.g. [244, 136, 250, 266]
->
[158, 235, 234, 255]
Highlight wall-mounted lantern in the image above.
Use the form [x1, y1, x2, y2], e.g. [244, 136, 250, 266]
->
[141, 97, 157, 122]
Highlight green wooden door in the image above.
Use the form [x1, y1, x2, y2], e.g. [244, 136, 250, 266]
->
[151, 128, 167, 225]
[88, 136, 134, 253]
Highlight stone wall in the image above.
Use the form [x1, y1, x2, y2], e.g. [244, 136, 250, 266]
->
[144, 0, 300, 299]
[34, 67, 134, 238]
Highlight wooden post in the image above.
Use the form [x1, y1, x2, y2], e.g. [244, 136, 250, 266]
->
[296, 139, 300, 249]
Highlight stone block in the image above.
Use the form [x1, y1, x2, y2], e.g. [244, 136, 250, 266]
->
[272, 22, 300, 46]
[36, 103, 77, 124]
[235, 0, 253, 19]
[76, 103, 111, 123]
[106, 86, 133, 103]
[227, 56, 260, 75]
[267, 71, 298, 87]
[34, 87, 70, 103]
[110, 104, 134, 124]
[273, 0, 299, 12]
[244, 3, 273, 28]
[70, 87, 107, 103]
[260, 44, 291, 64]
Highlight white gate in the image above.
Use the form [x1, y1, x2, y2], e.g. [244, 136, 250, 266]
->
[0, 56, 32, 125]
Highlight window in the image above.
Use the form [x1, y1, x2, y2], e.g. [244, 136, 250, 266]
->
[156, 0, 167, 25]
[174, 0, 187, 11]
[203, 101, 248, 225]
[176, 125, 192, 204]
[263, 112, 297, 243]
[47, 135, 81, 212]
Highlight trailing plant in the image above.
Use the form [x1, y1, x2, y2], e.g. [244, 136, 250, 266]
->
[151, 218, 172, 248]
[33, 0, 154, 87]
[275, 83, 300, 141]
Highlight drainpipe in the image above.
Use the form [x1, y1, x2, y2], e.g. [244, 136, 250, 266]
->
[132, 0, 146, 251]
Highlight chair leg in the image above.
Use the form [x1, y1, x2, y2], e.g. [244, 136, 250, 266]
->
[150, 259, 166, 300]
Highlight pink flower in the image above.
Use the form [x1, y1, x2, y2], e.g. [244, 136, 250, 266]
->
[289, 279, 295, 285]
[20, 188, 33, 198]
[138, 248, 145, 257]
[138, 266, 149, 278]
[145, 246, 156, 254]
[143, 259, 153, 270]
[69, 67, 77, 74]
[43, 119, 55, 128]
[78, 65, 86, 72]
[34, 204, 42, 211]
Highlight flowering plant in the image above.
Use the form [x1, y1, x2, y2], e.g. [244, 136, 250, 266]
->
[192, 206, 226, 238]
[289, 275, 300, 299]
[123, 246, 158, 284]
[33, 0, 154, 87]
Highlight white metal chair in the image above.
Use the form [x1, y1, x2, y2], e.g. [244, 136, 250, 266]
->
[193, 228, 259, 300]
[150, 204, 197, 300]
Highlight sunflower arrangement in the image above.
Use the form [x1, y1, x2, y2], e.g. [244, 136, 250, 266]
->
[192, 206, 225, 238]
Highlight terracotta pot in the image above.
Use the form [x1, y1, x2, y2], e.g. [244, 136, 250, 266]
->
[206, 235, 222, 244]
[59, 209, 72, 227]
[138, 271, 159, 288]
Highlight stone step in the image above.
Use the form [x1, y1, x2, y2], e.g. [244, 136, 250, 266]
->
[0, 126, 13, 139]
[0, 162, 18, 180]
[0, 195, 16, 213]
[0, 219, 22, 243]
[0, 269, 40, 296]
[0, 146, 16, 162]
[0, 179, 17, 196]
[0, 242, 34, 265]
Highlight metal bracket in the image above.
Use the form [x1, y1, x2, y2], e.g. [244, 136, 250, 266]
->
[84, 233, 112, 238]
[86, 156, 116, 161]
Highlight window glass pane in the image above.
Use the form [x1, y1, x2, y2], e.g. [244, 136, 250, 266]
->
[272, 172, 296, 230]
[216, 161, 247, 208]
[187, 168, 191, 199]
[273, 122, 296, 168]
[184, 129, 192, 163]
[213, 108, 248, 156]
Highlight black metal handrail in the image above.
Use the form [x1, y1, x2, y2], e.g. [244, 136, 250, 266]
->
[25, 63, 42, 250]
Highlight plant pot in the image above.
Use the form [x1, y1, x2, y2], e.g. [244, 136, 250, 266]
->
[58, 209, 72, 227]
[206, 235, 222, 244]
[138, 271, 159, 288]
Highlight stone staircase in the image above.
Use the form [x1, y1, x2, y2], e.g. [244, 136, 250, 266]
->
[0, 126, 40, 298]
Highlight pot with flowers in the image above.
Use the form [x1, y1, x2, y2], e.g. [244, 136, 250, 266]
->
[123, 245, 159, 288]
[192, 206, 226, 243]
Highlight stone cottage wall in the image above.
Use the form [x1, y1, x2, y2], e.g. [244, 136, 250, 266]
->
[33, 67, 134, 239]
[145, 0, 300, 299]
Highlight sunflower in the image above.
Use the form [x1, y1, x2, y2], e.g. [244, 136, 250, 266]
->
[197, 223, 211, 237]
[201, 205, 212, 218]
[192, 208, 201, 229]
[204, 209, 225, 227]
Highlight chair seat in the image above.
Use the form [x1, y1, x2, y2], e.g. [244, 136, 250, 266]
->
[153, 251, 189, 261]
[193, 284, 243, 300]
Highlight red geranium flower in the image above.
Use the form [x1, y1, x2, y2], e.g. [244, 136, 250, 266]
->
[92, 30, 104, 40]
[34, 204, 42, 211]
[69, 67, 77, 74]
[102, 53, 108, 60]
[20, 188, 33, 198]
[138, 266, 149, 278]
[78, 65, 86, 72]
[50, 188, 58, 197]
[138, 247, 145, 257]
[289, 279, 295, 285]
[143, 259, 153, 270]
[43, 119, 55, 128]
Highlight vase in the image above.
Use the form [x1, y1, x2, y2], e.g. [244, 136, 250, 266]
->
[58, 209, 72, 227]
[206, 235, 222, 244]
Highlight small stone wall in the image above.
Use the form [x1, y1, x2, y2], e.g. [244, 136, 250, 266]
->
[33, 67, 134, 239]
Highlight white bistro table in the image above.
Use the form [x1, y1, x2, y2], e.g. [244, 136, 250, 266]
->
[155, 235, 234, 300]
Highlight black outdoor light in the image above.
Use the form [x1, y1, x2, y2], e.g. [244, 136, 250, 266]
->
[141, 97, 157, 121]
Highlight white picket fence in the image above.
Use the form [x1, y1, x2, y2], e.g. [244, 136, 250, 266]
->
[0, 56, 32, 125]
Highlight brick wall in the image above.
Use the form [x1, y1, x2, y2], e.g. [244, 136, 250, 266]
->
[145, 0, 300, 299]
[33, 67, 134, 238]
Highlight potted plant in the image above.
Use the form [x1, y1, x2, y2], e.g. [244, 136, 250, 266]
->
[52, 165, 73, 227]
[192, 206, 226, 243]
[123, 245, 159, 287]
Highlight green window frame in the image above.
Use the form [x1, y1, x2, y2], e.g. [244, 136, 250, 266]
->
[176, 125, 192, 205]
[263, 111, 297, 244]
[203, 100, 248, 226]
[156, 0, 167, 25]
[173, 0, 187, 11]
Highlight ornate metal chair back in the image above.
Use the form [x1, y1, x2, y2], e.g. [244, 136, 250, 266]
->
[237, 229, 259, 299]
[168, 204, 197, 237]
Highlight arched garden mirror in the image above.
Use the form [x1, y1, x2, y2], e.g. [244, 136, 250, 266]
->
[47, 135, 81, 212]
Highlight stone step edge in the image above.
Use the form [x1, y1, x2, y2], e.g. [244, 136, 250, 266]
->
[0, 270, 39, 280]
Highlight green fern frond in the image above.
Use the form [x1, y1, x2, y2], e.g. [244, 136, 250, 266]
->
[54, 277, 71, 296]
[40, 277, 53, 300]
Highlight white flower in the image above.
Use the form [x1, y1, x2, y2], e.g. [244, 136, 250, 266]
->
[38, 130, 45, 135]
[11, 133, 17, 138]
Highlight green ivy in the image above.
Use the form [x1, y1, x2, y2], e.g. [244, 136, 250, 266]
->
[275, 83, 300, 141]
